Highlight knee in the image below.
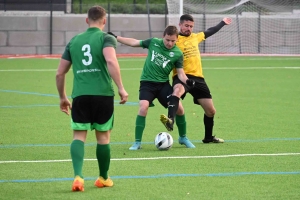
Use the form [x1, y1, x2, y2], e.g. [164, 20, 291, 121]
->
[139, 103, 149, 116]
[206, 108, 216, 117]
[173, 84, 185, 98]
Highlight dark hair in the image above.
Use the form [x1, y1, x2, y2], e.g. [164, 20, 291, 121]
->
[88, 6, 106, 21]
[163, 25, 178, 37]
[180, 14, 194, 23]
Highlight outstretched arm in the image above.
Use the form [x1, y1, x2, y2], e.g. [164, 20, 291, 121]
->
[108, 32, 140, 47]
[204, 17, 232, 39]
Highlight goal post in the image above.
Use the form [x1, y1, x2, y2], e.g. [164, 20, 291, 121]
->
[166, 0, 300, 55]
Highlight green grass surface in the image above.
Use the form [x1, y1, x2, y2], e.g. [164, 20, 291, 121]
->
[0, 56, 300, 199]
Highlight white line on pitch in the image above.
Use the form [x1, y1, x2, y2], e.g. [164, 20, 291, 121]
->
[0, 69, 57, 71]
[1, 152, 299, 164]
[0, 66, 299, 72]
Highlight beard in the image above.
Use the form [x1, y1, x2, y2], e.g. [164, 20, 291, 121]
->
[180, 30, 191, 36]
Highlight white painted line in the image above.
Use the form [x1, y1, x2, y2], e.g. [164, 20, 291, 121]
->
[6, 57, 300, 61]
[0, 66, 299, 72]
[0, 69, 57, 71]
[1, 152, 299, 164]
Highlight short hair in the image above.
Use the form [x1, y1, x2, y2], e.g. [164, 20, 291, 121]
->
[163, 25, 179, 37]
[180, 14, 194, 23]
[88, 6, 106, 21]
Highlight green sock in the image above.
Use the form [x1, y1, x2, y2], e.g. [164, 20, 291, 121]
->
[176, 114, 186, 137]
[70, 140, 84, 178]
[135, 115, 146, 142]
[96, 144, 111, 180]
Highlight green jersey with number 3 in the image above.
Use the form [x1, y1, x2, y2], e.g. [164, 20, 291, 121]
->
[62, 27, 117, 98]
[140, 38, 183, 82]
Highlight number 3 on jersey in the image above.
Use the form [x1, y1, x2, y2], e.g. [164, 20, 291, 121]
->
[82, 44, 92, 66]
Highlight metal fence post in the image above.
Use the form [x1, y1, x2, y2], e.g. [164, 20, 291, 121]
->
[146, 0, 152, 38]
[108, 2, 111, 32]
[202, 0, 206, 53]
[80, 0, 82, 13]
[235, 0, 242, 53]
[50, 0, 53, 54]
[258, 6, 261, 53]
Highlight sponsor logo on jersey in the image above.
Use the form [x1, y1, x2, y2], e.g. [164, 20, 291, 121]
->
[151, 50, 170, 68]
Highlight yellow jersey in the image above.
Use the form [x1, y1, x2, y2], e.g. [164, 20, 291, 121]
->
[173, 32, 205, 78]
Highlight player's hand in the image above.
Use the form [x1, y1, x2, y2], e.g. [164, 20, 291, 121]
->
[186, 79, 195, 87]
[60, 97, 71, 115]
[223, 17, 232, 25]
[118, 88, 128, 104]
[108, 32, 117, 38]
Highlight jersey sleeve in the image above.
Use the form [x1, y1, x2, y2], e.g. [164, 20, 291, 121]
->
[174, 54, 184, 69]
[196, 32, 206, 43]
[140, 38, 153, 49]
[103, 34, 117, 49]
[61, 41, 72, 62]
[204, 21, 226, 39]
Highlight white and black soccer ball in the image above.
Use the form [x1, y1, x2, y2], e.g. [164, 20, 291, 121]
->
[154, 132, 173, 150]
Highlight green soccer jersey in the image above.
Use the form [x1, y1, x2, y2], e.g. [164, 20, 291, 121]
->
[62, 27, 117, 98]
[140, 38, 183, 82]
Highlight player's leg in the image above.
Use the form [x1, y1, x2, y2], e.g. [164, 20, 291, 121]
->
[130, 81, 155, 150]
[129, 99, 149, 150]
[70, 95, 91, 191]
[198, 98, 223, 143]
[197, 98, 215, 140]
[175, 101, 185, 137]
[159, 82, 179, 131]
[168, 83, 184, 123]
[176, 102, 195, 148]
[192, 78, 224, 143]
[71, 130, 87, 192]
[94, 129, 114, 187]
[90, 95, 114, 187]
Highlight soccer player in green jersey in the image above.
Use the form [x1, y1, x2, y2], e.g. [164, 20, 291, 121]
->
[161, 14, 232, 143]
[56, 5, 128, 192]
[109, 25, 195, 150]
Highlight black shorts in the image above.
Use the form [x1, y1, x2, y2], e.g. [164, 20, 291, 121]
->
[173, 75, 212, 105]
[139, 81, 173, 108]
[71, 95, 114, 130]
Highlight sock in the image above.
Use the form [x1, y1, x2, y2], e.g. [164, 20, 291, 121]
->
[96, 144, 111, 180]
[70, 139, 84, 178]
[176, 114, 186, 137]
[204, 114, 214, 139]
[168, 96, 179, 122]
[135, 115, 146, 142]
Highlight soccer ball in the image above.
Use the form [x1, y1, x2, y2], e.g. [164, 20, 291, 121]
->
[154, 132, 173, 150]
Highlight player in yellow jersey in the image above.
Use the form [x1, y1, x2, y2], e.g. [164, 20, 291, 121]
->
[161, 14, 231, 143]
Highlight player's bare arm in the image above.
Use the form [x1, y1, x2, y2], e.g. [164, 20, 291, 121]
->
[56, 59, 72, 115]
[176, 68, 195, 87]
[117, 36, 140, 47]
[176, 68, 189, 84]
[204, 17, 232, 39]
[103, 46, 129, 104]
[108, 32, 140, 47]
